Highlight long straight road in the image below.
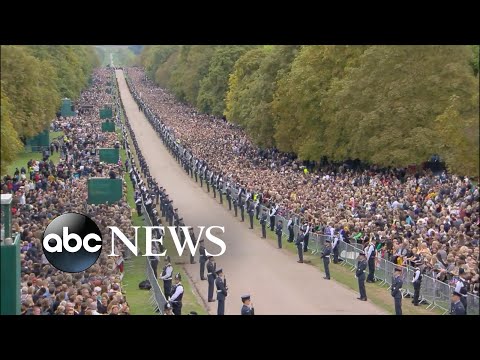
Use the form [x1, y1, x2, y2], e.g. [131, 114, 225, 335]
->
[116, 69, 386, 315]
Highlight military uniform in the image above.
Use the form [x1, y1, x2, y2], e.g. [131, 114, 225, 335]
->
[248, 202, 255, 229]
[332, 235, 340, 263]
[302, 223, 310, 252]
[260, 210, 268, 238]
[226, 187, 232, 211]
[276, 222, 283, 249]
[233, 197, 238, 217]
[450, 291, 466, 315]
[287, 219, 294, 243]
[199, 241, 207, 280]
[215, 269, 228, 315]
[206, 258, 216, 302]
[391, 268, 403, 315]
[321, 240, 332, 279]
[239, 196, 245, 222]
[241, 294, 254, 315]
[269, 204, 278, 231]
[356, 252, 367, 300]
[412, 267, 422, 306]
[366, 242, 377, 282]
[295, 232, 305, 263]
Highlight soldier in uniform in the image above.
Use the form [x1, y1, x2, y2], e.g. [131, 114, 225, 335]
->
[160, 256, 173, 299]
[248, 201, 255, 229]
[411, 265, 422, 306]
[226, 186, 232, 211]
[199, 239, 207, 280]
[321, 239, 332, 279]
[206, 170, 210, 193]
[200, 166, 204, 187]
[215, 268, 228, 315]
[355, 251, 367, 301]
[260, 208, 268, 238]
[212, 172, 217, 198]
[295, 231, 305, 263]
[241, 294, 254, 315]
[287, 218, 295, 243]
[188, 227, 197, 264]
[391, 267, 403, 315]
[169, 273, 184, 315]
[239, 195, 245, 222]
[450, 291, 466, 315]
[454, 268, 469, 312]
[218, 176, 223, 204]
[366, 237, 377, 283]
[269, 203, 278, 231]
[233, 196, 238, 217]
[206, 256, 216, 302]
[276, 220, 283, 249]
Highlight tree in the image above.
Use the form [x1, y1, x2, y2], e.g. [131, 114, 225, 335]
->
[1, 94, 23, 174]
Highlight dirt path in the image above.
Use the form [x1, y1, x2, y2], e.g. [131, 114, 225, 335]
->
[116, 70, 386, 315]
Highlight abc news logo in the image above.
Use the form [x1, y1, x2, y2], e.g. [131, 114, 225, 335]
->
[42, 212, 226, 273]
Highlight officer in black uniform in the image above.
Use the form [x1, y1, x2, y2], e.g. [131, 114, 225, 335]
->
[276, 220, 283, 249]
[366, 238, 377, 283]
[199, 239, 207, 280]
[206, 171, 210, 193]
[226, 186, 232, 211]
[188, 227, 197, 264]
[194, 161, 198, 183]
[260, 208, 268, 238]
[212, 173, 217, 199]
[450, 291, 466, 315]
[269, 204, 277, 231]
[206, 256, 216, 302]
[411, 265, 422, 306]
[287, 218, 294, 243]
[218, 177, 223, 204]
[239, 195, 245, 222]
[391, 267, 403, 315]
[241, 294, 254, 315]
[295, 231, 305, 263]
[169, 273, 184, 315]
[355, 251, 367, 301]
[332, 234, 341, 264]
[248, 201, 255, 229]
[233, 196, 238, 217]
[455, 268, 469, 312]
[321, 239, 332, 279]
[200, 167, 204, 187]
[215, 268, 228, 315]
[160, 256, 173, 300]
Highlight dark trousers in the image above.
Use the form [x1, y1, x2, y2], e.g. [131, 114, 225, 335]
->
[213, 186, 216, 198]
[303, 235, 309, 252]
[297, 244, 303, 262]
[163, 280, 172, 299]
[270, 216, 275, 231]
[208, 277, 214, 301]
[217, 299, 225, 315]
[413, 282, 421, 305]
[261, 223, 266, 238]
[136, 204, 142, 217]
[200, 261, 206, 280]
[200, 177, 203, 187]
[219, 192, 223, 204]
[323, 257, 331, 279]
[277, 233, 282, 248]
[228, 198, 232, 210]
[195, 172, 198, 182]
[333, 246, 340, 263]
[256, 207, 260, 219]
[460, 296, 467, 312]
[190, 253, 195, 264]
[394, 296, 402, 315]
[240, 207, 244, 221]
[207, 182, 210, 192]
[172, 302, 182, 315]
[358, 274, 367, 299]
[234, 204, 238, 217]
[249, 214, 254, 229]
[150, 259, 159, 279]
[367, 258, 375, 282]
[288, 229, 294, 242]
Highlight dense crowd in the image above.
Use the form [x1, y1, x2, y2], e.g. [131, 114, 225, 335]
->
[1, 68, 134, 315]
[126, 67, 479, 295]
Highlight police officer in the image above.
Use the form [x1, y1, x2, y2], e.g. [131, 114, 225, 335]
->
[321, 239, 332, 279]
[160, 256, 173, 300]
[239, 195, 245, 222]
[241, 294, 254, 315]
[206, 170, 211, 192]
[366, 237, 377, 283]
[295, 231, 305, 263]
[248, 201, 255, 229]
[276, 220, 283, 249]
[206, 256, 216, 302]
[233, 196, 238, 217]
[169, 273, 184, 315]
[260, 208, 268, 238]
[218, 177, 223, 204]
[135, 196, 142, 217]
[212, 173, 217, 198]
[199, 239, 207, 280]
[411, 265, 422, 306]
[391, 267, 403, 315]
[269, 203, 278, 231]
[332, 234, 341, 264]
[302, 222, 310, 252]
[355, 251, 367, 301]
[188, 227, 197, 264]
[287, 218, 294, 243]
[226, 186, 232, 211]
[454, 268, 469, 312]
[450, 291, 466, 315]
[215, 268, 228, 315]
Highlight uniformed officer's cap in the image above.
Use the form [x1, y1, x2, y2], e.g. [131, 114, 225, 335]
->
[394, 267, 403, 272]
[241, 294, 250, 302]
[175, 273, 181, 280]
[452, 291, 462, 297]
[215, 268, 223, 275]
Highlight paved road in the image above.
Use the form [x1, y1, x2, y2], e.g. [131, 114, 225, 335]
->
[116, 70, 386, 315]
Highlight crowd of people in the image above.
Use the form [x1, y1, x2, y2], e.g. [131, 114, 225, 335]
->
[1, 68, 134, 315]
[125, 67, 479, 297]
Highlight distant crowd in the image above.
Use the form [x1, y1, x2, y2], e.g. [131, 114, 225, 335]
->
[126, 67, 479, 296]
[1, 68, 133, 315]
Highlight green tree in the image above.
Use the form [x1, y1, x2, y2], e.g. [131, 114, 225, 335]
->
[0, 94, 24, 174]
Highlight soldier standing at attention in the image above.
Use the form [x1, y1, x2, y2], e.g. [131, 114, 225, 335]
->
[287, 218, 295, 243]
[239, 195, 245, 222]
[355, 251, 367, 301]
[276, 220, 283, 249]
[215, 268, 228, 315]
[199, 240, 207, 280]
[391, 267, 403, 315]
[188, 227, 197, 265]
[169, 273, 184, 315]
[206, 170, 210, 193]
[269, 203, 278, 231]
[218, 176, 223, 204]
[233, 196, 238, 217]
[226, 186, 232, 211]
[295, 231, 305, 263]
[248, 201, 255, 229]
[160, 256, 173, 300]
[450, 291, 466, 315]
[212, 172, 217, 198]
[411, 265, 422, 306]
[207, 256, 216, 302]
[260, 208, 268, 238]
[241, 294, 254, 315]
[321, 239, 332, 279]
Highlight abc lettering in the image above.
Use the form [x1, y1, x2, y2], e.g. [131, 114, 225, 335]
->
[43, 227, 102, 253]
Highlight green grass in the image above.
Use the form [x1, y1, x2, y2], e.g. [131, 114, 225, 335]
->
[4, 150, 60, 177]
[50, 131, 64, 140]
